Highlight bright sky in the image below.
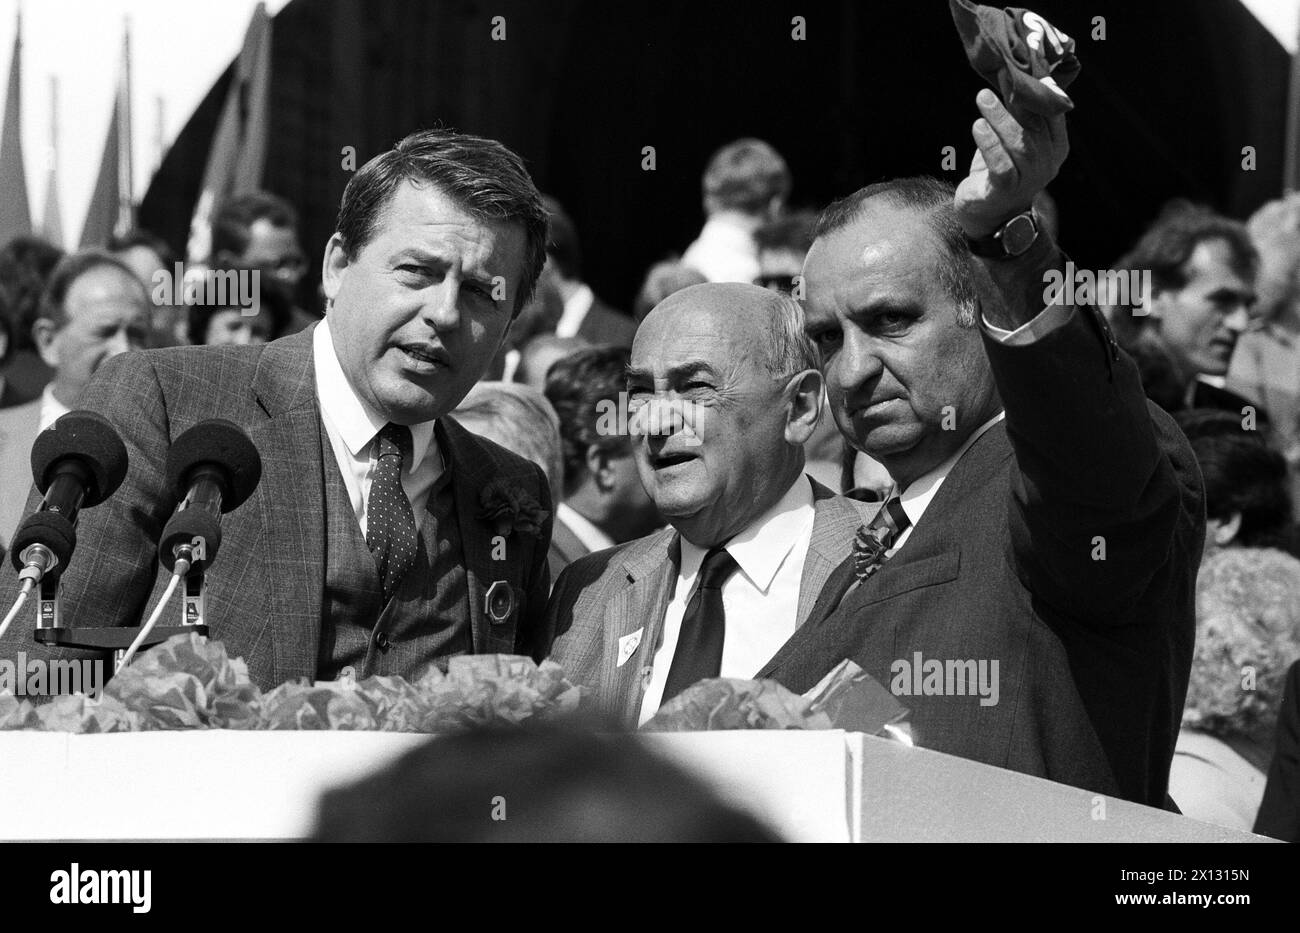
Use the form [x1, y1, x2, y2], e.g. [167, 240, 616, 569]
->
[0, 0, 290, 246]
[0, 0, 1297, 245]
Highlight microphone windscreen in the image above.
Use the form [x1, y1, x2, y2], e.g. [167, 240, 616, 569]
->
[9, 511, 77, 571]
[29, 410, 129, 507]
[165, 419, 263, 511]
[158, 508, 223, 572]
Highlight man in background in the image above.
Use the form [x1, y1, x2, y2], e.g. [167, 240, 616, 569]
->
[682, 139, 790, 284]
[544, 345, 662, 577]
[1112, 203, 1259, 419]
[0, 251, 151, 546]
[0, 236, 64, 406]
[210, 191, 316, 333]
[540, 197, 636, 347]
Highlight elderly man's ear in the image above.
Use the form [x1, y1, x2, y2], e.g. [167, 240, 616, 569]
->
[783, 370, 824, 446]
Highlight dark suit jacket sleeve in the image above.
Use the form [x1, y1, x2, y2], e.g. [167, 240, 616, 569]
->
[1255, 661, 1300, 841]
[521, 462, 554, 662]
[0, 353, 176, 663]
[982, 303, 1200, 628]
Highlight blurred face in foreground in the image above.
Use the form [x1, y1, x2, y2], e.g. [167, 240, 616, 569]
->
[627, 283, 819, 548]
[322, 180, 528, 425]
[801, 199, 1000, 489]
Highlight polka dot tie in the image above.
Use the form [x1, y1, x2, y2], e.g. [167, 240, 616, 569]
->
[366, 423, 418, 602]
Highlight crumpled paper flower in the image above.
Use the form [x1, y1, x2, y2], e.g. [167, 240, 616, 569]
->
[641, 678, 832, 732]
[105, 632, 261, 730]
[34, 692, 140, 733]
[0, 693, 39, 730]
[478, 478, 549, 538]
[259, 680, 379, 731]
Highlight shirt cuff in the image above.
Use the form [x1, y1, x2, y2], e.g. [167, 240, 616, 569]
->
[982, 301, 1076, 346]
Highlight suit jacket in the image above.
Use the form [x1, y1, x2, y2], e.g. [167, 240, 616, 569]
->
[544, 477, 873, 727]
[547, 513, 594, 583]
[575, 297, 637, 348]
[756, 306, 1204, 808]
[1255, 660, 1300, 841]
[0, 398, 40, 550]
[0, 327, 553, 690]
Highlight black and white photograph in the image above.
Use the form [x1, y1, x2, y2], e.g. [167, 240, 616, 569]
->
[0, 0, 1295, 901]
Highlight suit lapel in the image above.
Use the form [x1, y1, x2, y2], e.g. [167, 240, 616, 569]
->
[796, 479, 876, 629]
[602, 528, 677, 727]
[248, 328, 326, 684]
[438, 418, 519, 655]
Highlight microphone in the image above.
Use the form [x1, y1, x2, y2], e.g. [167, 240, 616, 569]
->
[8, 411, 129, 582]
[157, 420, 262, 573]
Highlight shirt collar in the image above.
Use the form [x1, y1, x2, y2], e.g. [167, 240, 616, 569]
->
[679, 474, 815, 593]
[563, 284, 594, 321]
[897, 412, 1005, 528]
[39, 385, 71, 431]
[556, 502, 616, 553]
[313, 319, 437, 472]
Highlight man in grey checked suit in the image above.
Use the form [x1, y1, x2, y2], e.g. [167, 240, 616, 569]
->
[0, 129, 554, 690]
[543, 283, 873, 727]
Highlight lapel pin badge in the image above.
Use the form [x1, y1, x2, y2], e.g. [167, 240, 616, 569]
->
[617, 628, 644, 667]
[485, 580, 515, 625]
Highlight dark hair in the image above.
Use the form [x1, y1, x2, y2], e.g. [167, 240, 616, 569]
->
[542, 195, 581, 280]
[186, 270, 292, 345]
[1176, 409, 1293, 549]
[0, 235, 65, 350]
[311, 723, 780, 842]
[814, 176, 981, 327]
[335, 128, 549, 315]
[545, 345, 634, 495]
[1117, 200, 1256, 297]
[210, 191, 300, 260]
[702, 138, 791, 215]
[0, 281, 12, 365]
[107, 228, 177, 269]
[38, 250, 147, 329]
[755, 209, 818, 254]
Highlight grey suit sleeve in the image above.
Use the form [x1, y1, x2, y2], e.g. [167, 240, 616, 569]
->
[0, 352, 177, 665]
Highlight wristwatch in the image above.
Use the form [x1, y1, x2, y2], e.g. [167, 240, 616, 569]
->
[966, 209, 1039, 260]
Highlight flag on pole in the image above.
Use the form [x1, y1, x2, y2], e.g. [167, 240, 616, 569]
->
[186, 2, 271, 263]
[0, 9, 31, 241]
[39, 76, 63, 247]
[80, 23, 134, 248]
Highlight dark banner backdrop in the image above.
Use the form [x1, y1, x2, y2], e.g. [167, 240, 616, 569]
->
[138, 0, 1288, 312]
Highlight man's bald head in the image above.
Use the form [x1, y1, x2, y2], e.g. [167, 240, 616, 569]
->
[627, 281, 824, 547]
[639, 282, 818, 379]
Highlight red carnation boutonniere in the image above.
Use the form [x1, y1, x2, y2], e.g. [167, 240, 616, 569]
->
[478, 478, 549, 539]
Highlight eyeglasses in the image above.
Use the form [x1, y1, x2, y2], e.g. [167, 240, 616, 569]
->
[756, 274, 796, 294]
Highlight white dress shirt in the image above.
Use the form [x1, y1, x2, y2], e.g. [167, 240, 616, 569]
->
[313, 320, 443, 535]
[556, 502, 615, 553]
[38, 386, 71, 431]
[554, 284, 595, 339]
[638, 475, 816, 725]
[682, 215, 761, 284]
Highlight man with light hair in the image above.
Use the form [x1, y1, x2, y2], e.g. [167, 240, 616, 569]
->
[451, 381, 565, 509]
[682, 139, 791, 284]
[544, 282, 874, 726]
[1228, 193, 1300, 481]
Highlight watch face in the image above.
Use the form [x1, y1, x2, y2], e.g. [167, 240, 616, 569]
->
[1001, 214, 1038, 256]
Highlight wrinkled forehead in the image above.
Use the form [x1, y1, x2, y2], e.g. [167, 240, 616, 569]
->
[632, 284, 772, 378]
[64, 267, 149, 321]
[803, 208, 945, 310]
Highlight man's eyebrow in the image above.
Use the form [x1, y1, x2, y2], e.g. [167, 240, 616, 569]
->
[847, 298, 923, 319]
[625, 361, 720, 384]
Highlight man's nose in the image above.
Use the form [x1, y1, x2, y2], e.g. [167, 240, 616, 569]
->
[104, 330, 133, 358]
[421, 280, 462, 332]
[1224, 305, 1251, 334]
[834, 329, 883, 394]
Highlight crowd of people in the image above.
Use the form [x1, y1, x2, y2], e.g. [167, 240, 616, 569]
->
[0, 33, 1298, 842]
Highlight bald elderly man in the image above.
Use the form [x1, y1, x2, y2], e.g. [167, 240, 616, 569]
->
[542, 283, 874, 727]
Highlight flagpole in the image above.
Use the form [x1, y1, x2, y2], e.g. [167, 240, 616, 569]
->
[119, 17, 134, 235]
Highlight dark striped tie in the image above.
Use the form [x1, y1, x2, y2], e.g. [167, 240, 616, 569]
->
[366, 423, 418, 602]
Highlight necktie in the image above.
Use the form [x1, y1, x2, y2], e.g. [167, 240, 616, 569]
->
[852, 496, 911, 581]
[366, 423, 418, 602]
[659, 546, 740, 704]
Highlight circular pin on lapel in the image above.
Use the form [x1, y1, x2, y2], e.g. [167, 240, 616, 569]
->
[485, 580, 515, 625]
